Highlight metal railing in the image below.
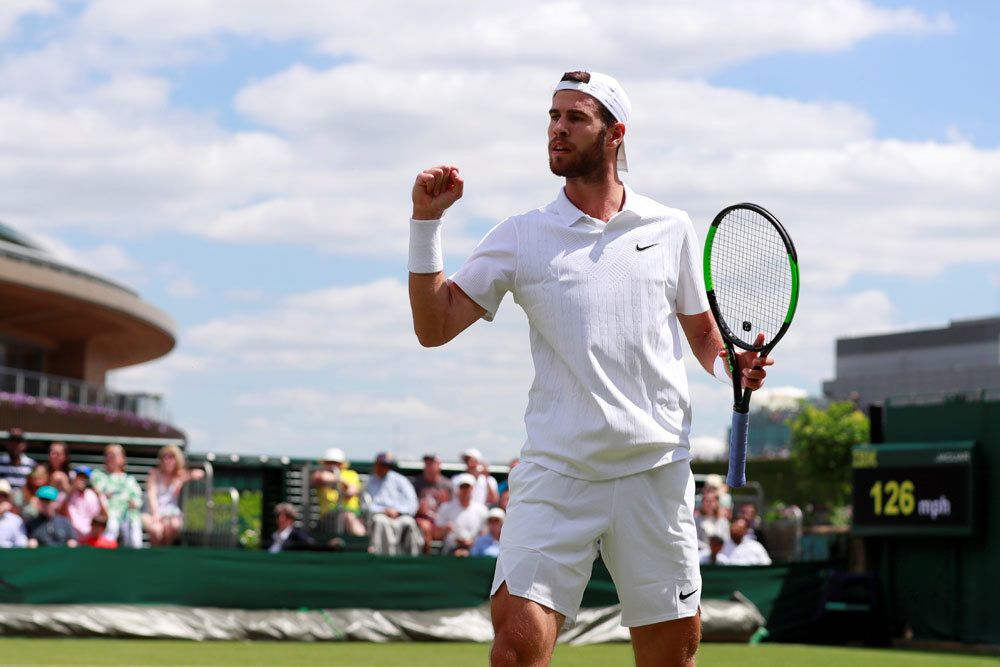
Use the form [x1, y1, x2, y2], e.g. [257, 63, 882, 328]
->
[180, 463, 242, 548]
[0, 365, 167, 422]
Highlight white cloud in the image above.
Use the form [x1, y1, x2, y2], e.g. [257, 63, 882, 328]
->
[0, 1, 986, 461]
[690, 436, 726, 461]
[0, 0, 55, 41]
[109, 352, 213, 395]
[32, 235, 145, 284]
[0, 2, 986, 291]
[93, 74, 171, 109]
[75, 1, 950, 75]
[165, 276, 200, 298]
[235, 388, 452, 421]
[159, 277, 533, 460]
[0, 97, 295, 235]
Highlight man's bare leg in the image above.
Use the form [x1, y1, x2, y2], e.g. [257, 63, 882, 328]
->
[490, 582, 565, 667]
[629, 612, 701, 667]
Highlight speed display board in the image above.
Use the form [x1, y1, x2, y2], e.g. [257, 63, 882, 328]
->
[851, 441, 978, 537]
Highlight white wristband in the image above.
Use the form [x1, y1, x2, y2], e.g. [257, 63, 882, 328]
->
[408, 218, 444, 273]
[713, 354, 732, 385]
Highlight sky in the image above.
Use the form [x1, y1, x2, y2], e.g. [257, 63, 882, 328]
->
[0, 1, 997, 463]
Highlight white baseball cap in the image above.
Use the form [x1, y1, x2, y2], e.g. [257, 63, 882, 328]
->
[704, 473, 725, 490]
[452, 473, 477, 490]
[487, 507, 506, 522]
[321, 448, 346, 463]
[553, 71, 632, 173]
[461, 448, 484, 461]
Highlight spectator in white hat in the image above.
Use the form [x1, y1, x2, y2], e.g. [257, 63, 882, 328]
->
[311, 447, 365, 537]
[461, 448, 499, 506]
[0, 479, 27, 548]
[471, 507, 506, 558]
[435, 473, 489, 555]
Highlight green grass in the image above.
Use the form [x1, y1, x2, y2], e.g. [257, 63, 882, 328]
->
[0, 639, 994, 667]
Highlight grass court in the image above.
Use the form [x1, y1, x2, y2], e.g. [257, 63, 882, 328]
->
[0, 639, 995, 666]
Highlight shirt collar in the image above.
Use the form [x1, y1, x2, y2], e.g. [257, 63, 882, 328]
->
[551, 184, 642, 226]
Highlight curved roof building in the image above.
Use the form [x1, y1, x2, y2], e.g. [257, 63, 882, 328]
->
[0, 222, 183, 441]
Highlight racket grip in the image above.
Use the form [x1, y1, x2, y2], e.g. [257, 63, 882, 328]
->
[727, 410, 750, 488]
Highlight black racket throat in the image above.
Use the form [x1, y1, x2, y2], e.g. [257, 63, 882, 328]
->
[724, 342, 755, 412]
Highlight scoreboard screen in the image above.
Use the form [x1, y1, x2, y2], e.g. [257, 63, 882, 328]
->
[851, 441, 978, 537]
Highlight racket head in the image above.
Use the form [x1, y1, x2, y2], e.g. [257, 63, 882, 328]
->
[703, 203, 799, 353]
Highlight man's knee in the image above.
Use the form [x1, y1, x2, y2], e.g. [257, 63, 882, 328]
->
[630, 612, 701, 667]
[490, 583, 563, 667]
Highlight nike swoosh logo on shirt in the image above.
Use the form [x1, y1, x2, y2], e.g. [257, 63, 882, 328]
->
[679, 589, 698, 601]
[636, 243, 658, 251]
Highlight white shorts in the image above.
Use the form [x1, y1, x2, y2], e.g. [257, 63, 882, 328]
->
[491, 459, 701, 628]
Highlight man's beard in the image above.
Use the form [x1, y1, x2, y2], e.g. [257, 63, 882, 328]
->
[549, 128, 607, 180]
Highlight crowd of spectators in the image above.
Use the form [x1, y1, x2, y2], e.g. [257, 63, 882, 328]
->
[695, 474, 772, 566]
[2, 430, 771, 564]
[302, 447, 512, 558]
[0, 428, 203, 550]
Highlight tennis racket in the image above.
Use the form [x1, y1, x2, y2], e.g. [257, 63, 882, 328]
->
[703, 203, 799, 487]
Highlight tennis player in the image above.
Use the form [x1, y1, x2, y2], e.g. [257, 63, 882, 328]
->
[408, 71, 773, 667]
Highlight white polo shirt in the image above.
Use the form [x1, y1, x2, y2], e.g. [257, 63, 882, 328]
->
[451, 185, 709, 481]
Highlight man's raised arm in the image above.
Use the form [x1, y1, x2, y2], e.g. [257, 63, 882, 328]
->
[408, 165, 485, 347]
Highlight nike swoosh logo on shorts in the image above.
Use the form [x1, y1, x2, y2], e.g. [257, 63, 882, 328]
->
[679, 589, 698, 601]
[636, 243, 658, 251]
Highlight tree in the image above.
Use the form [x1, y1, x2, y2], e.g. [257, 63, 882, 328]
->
[789, 401, 869, 507]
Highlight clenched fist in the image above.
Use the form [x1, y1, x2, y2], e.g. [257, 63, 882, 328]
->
[412, 165, 464, 220]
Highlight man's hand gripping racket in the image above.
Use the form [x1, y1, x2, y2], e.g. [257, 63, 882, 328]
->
[704, 203, 800, 488]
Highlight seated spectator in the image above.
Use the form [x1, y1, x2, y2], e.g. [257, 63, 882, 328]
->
[497, 458, 519, 511]
[13, 465, 50, 520]
[720, 518, 772, 566]
[90, 444, 143, 548]
[695, 487, 730, 550]
[435, 473, 489, 555]
[703, 473, 733, 517]
[80, 514, 117, 549]
[311, 448, 365, 536]
[412, 453, 452, 554]
[43, 441, 72, 494]
[699, 535, 726, 565]
[0, 480, 27, 548]
[461, 448, 499, 506]
[737, 501, 766, 548]
[0, 428, 35, 493]
[26, 486, 77, 548]
[269, 503, 314, 553]
[366, 452, 422, 556]
[60, 466, 106, 541]
[142, 445, 205, 546]
[470, 507, 505, 558]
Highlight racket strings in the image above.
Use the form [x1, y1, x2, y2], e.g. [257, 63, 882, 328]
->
[711, 208, 792, 348]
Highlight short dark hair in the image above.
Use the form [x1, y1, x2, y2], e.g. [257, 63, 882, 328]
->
[558, 71, 616, 128]
[560, 71, 591, 84]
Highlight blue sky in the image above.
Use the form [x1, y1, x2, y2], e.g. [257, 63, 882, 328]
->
[0, 1, 996, 463]
[715, 1, 1000, 146]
